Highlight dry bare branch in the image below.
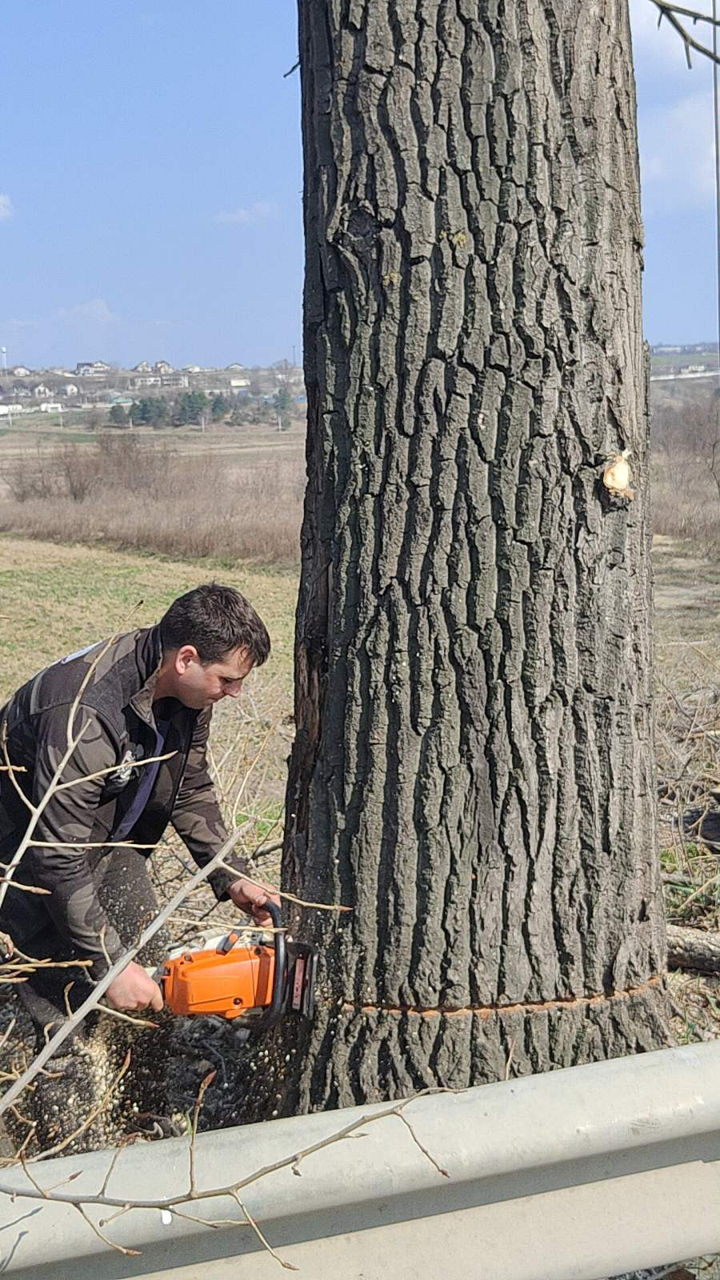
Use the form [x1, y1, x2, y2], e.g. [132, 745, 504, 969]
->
[0, 1088, 455, 1220]
[76, 1203, 141, 1258]
[189, 1070, 216, 1196]
[232, 1191, 298, 1271]
[648, 0, 720, 66]
[217, 863, 352, 915]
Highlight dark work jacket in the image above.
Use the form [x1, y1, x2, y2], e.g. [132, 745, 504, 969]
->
[0, 626, 245, 970]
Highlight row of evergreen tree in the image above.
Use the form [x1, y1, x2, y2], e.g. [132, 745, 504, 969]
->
[108, 384, 294, 428]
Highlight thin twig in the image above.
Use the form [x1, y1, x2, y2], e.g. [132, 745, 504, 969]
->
[232, 1191, 298, 1270]
[648, 0, 720, 65]
[95, 1005, 159, 1030]
[76, 1204, 141, 1258]
[189, 1070, 216, 1195]
[218, 864, 352, 915]
[395, 1112, 449, 1178]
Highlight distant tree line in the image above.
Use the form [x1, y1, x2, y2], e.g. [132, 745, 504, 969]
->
[104, 387, 295, 431]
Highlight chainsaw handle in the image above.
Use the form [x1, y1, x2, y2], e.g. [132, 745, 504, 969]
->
[261, 900, 286, 1031]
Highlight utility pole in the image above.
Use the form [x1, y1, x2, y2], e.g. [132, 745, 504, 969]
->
[710, 0, 720, 462]
[1, 347, 12, 431]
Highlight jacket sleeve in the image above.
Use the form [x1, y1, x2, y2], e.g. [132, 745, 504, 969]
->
[171, 708, 249, 900]
[25, 704, 124, 973]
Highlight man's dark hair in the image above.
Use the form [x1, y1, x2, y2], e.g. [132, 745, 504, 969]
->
[159, 583, 271, 666]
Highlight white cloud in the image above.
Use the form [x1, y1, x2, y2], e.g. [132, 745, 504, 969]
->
[55, 298, 119, 326]
[638, 87, 715, 212]
[215, 201, 277, 226]
[0, 194, 13, 222]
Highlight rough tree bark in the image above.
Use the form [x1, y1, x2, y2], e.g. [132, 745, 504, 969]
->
[259, 0, 671, 1118]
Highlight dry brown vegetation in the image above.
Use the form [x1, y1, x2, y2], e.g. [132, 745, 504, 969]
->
[0, 435, 305, 567]
[651, 389, 720, 549]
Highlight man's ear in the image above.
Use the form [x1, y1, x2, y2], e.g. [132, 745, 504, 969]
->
[175, 644, 200, 674]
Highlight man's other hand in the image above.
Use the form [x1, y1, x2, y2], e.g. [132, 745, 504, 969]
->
[228, 877, 281, 927]
[106, 961, 164, 1012]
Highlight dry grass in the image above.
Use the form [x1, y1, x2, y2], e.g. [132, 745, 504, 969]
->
[652, 455, 720, 551]
[651, 386, 720, 553]
[0, 436, 305, 568]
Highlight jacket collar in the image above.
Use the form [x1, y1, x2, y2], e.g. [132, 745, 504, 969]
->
[128, 626, 163, 726]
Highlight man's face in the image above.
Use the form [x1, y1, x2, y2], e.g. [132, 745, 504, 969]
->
[173, 645, 255, 709]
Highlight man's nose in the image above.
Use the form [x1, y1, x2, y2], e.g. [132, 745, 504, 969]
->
[225, 684, 242, 699]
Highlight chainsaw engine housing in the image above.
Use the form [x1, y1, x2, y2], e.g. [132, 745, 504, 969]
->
[161, 935, 316, 1030]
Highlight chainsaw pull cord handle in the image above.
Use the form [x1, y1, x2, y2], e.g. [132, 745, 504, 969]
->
[261, 900, 286, 1031]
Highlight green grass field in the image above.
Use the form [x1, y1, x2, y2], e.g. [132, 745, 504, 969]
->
[0, 535, 297, 697]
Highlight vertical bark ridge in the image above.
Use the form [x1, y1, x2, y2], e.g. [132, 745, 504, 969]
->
[273, 0, 670, 1114]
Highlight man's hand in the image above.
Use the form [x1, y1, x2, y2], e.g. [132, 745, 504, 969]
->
[228, 877, 281, 927]
[105, 960, 164, 1012]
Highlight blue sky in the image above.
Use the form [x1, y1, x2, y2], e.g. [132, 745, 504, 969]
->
[631, 0, 718, 344]
[0, 1, 717, 368]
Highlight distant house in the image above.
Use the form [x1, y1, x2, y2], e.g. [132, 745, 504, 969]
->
[230, 378, 250, 389]
[0, 404, 23, 417]
[39, 402, 63, 413]
[62, 384, 80, 397]
[226, 363, 245, 372]
[183, 365, 201, 374]
[132, 374, 162, 388]
[160, 373, 188, 389]
[154, 360, 173, 375]
[132, 361, 153, 374]
[75, 361, 111, 377]
[32, 383, 52, 399]
[11, 382, 32, 398]
[10, 366, 31, 377]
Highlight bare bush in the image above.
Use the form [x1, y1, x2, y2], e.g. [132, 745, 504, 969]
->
[3, 447, 65, 503]
[96, 434, 175, 497]
[651, 390, 720, 553]
[652, 392, 720, 461]
[0, 441, 304, 565]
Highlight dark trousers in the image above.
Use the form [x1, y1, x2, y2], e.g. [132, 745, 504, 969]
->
[1, 848, 174, 1153]
[1, 847, 169, 1047]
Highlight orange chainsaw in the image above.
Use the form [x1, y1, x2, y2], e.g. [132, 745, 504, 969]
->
[160, 903, 316, 1038]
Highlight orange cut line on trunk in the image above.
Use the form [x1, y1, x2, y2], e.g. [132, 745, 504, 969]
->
[341, 973, 667, 1020]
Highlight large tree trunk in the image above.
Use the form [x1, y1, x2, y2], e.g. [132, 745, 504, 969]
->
[266, 0, 670, 1117]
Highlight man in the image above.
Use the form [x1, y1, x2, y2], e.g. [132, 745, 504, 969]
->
[0, 582, 278, 1049]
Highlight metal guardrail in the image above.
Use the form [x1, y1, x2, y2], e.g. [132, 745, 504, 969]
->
[0, 1041, 719, 1279]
